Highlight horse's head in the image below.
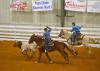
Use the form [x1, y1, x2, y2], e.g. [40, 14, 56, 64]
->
[58, 29, 65, 37]
[58, 29, 70, 39]
[29, 34, 43, 45]
[29, 34, 37, 43]
[13, 41, 22, 49]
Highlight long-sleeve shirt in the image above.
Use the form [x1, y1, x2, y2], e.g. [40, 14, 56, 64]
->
[43, 27, 51, 39]
[72, 25, 81, 33]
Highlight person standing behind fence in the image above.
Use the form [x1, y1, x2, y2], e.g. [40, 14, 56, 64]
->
[71, 22, 81, 45]
[43, 26, 52, 53]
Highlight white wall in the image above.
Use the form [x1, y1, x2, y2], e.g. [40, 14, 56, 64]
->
[0, 0, 100, 27]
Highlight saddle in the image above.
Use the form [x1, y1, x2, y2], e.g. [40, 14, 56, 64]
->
[42, 39, 54, 52]
[48, 39, 54, 47]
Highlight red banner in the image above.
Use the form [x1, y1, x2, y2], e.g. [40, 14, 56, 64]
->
[10, 1, 28, 11]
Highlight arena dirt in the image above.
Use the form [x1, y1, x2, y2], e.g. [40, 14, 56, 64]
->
[0, 41, 100, 71]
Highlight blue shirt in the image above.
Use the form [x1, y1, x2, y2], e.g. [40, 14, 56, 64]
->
[43, 27, 51, 39]
[72, 25, 81, 33]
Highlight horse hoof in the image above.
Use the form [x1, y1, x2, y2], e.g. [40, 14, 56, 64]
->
[65, 61, 71, 64]
[68, 61, 71, 64]
[22, 50, 27, 55]
[27, 56, 32, 59]
[49, 60, 54, 64]
[75, 51, 78, 55]
[35, 61, 39, 64]
[75, 51, 79, 56]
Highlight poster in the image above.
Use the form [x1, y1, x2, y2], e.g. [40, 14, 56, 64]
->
[10, 0, 28, 11]
[87, 1, 100, 13]
[65, 0, 86, 12]
[32, 0, 53, 11]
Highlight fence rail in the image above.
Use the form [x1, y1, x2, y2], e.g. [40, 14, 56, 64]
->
[0, 24, 100, 42]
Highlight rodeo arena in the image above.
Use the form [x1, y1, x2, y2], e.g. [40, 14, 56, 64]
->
[0, 0, 100, 71]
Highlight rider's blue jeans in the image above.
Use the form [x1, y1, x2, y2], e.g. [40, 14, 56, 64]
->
[71, 32, 76, 44]
[71, 32, 81, 44]
[44, 38, 49, 51]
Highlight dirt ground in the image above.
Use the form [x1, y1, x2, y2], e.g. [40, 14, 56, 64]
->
[0, 41, 100, 71]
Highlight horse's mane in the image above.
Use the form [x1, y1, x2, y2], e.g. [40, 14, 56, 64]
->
[29, 34, 43, 44]
[29, 34, 35, 44]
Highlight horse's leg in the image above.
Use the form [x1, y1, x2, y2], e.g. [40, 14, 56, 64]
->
[85, 45, 91, 54]
[71, 46, 79, 56]
[63, 51, 71, 64]
[35, 49, 43, 64]
[83, 44, 91, 54]
[45, 52, 53, 64]
[65, 45, 78, 56]
[59, 50, 70, 64]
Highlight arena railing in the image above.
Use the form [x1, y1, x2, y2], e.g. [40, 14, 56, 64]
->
[0, 24, 100, 42]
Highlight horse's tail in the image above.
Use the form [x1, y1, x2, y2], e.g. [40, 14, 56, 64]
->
[64, 42, 77, 56]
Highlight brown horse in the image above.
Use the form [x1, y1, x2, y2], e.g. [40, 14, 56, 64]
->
[29, 34, 77, 64]
[58, 29, 100, 54]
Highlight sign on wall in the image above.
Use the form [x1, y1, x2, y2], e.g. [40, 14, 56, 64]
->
[32, 0, 53, 11]
[10, 0, 28, 11]
[65, 0, 86, 12]
[87, 1, 100, 13]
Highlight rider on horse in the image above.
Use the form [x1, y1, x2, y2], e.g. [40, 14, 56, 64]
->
[43, 26, 52, 53]
[71, 22, 82, 45]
